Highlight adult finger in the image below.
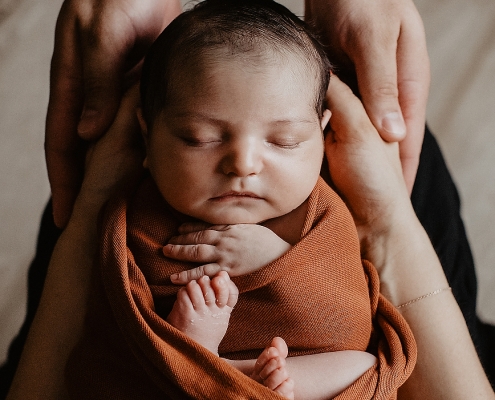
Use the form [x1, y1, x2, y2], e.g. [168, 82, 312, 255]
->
[170, 264, 223, 285]
[76, 8, 128, 140]
[396, 13, 430, 191]
[46, 2, 85, 228]
[79, 85, 144, 200]
[349, 20, 407, 143]
[326, 76, 378, 143]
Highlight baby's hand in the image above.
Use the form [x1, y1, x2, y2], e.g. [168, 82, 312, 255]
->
[164, 222, 291, 284]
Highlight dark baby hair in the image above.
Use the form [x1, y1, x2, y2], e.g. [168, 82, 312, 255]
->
[140, 0, 332, 128]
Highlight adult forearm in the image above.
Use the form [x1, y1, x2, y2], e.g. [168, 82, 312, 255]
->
[7, 196, 101, 400]
[363, 207, 494, 399]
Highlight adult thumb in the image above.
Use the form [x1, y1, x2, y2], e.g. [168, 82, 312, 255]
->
[77, 74, 121, 140]
[353, 43, 407, 143]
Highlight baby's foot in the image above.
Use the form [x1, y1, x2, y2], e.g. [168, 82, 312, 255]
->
[251, 337, 294, 400]
[167, 271, 238, 354]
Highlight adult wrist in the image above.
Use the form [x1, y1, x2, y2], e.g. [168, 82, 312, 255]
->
[359, 206, 449, 306]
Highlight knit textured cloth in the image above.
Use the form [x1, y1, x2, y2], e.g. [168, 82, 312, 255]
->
[66, 176, 416, 399]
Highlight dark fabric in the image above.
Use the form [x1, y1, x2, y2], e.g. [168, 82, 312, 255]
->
[1, 126, 494, 398]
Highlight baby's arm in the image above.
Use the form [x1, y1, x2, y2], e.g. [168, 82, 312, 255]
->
[163, 222, 291, 284]
[229, 338, 376, 400]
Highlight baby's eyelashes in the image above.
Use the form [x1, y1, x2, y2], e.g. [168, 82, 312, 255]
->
[267, 140, 301, 149]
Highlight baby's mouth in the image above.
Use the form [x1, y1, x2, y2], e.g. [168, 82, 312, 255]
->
[211, 191, 262, 200]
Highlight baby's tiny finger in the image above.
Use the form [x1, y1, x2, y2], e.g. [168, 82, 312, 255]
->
[163, 243, 217, 263]
[170, 264, 223, 285]
[168, 228, 219, 245]
[178, 222, 212, 234]
[208, 224, 232, 232]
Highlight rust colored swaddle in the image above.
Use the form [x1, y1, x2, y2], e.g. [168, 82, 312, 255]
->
[66, 176, 416, 399]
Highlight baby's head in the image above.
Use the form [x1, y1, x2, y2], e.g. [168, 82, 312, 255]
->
[139, 0, 332, 225]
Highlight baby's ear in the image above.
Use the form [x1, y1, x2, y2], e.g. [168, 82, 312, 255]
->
[320, 109, 332, 131]
[136, 108, 149, 168]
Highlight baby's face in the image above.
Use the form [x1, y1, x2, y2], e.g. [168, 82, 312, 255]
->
[144, 53, 329, 224]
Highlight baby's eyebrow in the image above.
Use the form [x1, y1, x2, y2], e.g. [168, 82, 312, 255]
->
[270, 118, 316, 125]
[167, 112, 317, 126]
[167, 112, 225, 125]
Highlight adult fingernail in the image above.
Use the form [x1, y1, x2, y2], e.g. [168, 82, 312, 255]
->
[78, 108, 99, 137]
[382, 112, 406, 138]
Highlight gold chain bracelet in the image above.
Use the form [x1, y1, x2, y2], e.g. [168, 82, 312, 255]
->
[397, 287, 452, 309]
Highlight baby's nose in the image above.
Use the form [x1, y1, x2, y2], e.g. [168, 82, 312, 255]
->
[221, 138, 263, 177]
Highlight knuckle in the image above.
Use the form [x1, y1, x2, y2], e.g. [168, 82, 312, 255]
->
[166, 244, 177, 256]
[373, 81, 399, 100]
[204, 264, 219, 275]
[191, 244, 201, 260]
[193, 230, 206, 243]
[197, 265, 206, 278]
[178, 270, 188, 282]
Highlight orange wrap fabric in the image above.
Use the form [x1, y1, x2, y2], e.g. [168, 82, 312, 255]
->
[66, 176, 416, 399]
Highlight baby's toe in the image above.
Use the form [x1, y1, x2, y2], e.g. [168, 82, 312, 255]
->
[197, 275, 216, 306]
[263, 366, 289, 391]
[211, 272, 231, 307]
[259, 356, 286, 381]
[274, 378, 295, 400]
[185, 280, 207, 310]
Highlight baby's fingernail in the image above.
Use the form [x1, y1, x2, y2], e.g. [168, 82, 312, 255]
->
[382, 112, 406, 138]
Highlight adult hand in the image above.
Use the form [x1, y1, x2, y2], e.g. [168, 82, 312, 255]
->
[45, 0, 181, 228]
[306, 0, 430, 192]
[77, 84, 144, 211]
[6, 85, 144, 400]
[325, 78, 495, 399]
[324, 76, 415, 248]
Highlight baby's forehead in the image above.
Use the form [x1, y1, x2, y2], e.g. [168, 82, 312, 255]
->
[172, 45, 319, 91]
[166, 53, 316, 110]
